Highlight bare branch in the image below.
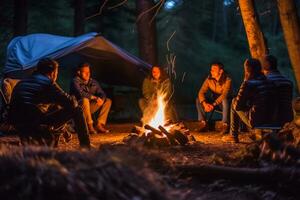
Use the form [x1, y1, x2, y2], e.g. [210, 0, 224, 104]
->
[136, 0, 163, 23]
[149, 0, 165, 25]
[85, 0, 109, 20]
[167, 30, 176, 51]
[108, 0, 128, 10]
[181, 72, 186, 83]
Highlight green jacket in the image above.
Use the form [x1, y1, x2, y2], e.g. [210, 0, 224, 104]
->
[198, 74, 232, 106]
[142, 77, 172, 101]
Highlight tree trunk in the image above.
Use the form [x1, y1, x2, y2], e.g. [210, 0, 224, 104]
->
[238, 0, 268, 60]
[222, 3, 228, 40]
[74, 0, 85, 36]
[13, 0, 28, 36]
[277, 0, 300, 92]
[136, 0, 158, 65]
[272, 10, 279, 36]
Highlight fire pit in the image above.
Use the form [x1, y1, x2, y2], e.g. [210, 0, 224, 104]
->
[123, 93, 195, 147]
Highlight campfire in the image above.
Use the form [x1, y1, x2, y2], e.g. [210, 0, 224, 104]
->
[124, 93, 195, 147]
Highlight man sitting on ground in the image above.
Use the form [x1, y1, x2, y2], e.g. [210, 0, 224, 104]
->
[262, 55, 293, 125]
[9, 58, 91, 148]
[70, 63, 112, 134]
[139, 65, 177, 124]
[228, 58, 275, 143]
[196, 62, 232, 133]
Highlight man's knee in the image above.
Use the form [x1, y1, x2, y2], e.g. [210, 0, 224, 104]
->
[82, 98, 90, 106]
[105, 98, 112, 106]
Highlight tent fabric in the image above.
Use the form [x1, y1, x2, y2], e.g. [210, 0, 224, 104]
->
[5, 32, 98, 73]
[3, 32, 151, 87]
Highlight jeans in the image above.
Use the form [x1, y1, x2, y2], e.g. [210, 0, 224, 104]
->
[195, 97, 229, 123]
[82, 98, 112, 125]
[229, 98, 251, 137]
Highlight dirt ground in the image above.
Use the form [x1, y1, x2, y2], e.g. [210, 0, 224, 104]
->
[0, 121, 254, 166]
[0, 122, 298, 199]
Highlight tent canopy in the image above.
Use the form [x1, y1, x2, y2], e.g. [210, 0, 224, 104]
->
[3, 32, 151, 87]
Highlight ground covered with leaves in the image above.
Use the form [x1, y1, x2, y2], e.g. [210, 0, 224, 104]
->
[0, 122, 299, 200]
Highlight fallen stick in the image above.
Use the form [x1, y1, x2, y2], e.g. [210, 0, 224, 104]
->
[176, 164, 300, 186]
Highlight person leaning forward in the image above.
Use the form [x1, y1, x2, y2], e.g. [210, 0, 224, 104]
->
[8, 58, 91, 148]
[196, 62, 232, 133]
[227, 58, 276, 143]
[261, 55, 294, 126]
[70, 63, 112, 134]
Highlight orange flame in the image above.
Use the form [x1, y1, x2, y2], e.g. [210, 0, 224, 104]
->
[148, 94, 166, 130]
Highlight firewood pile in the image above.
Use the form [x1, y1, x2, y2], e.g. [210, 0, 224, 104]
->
[257, 98, 300, 165]
[123, 122, 196, 147]
[257, 122, 300, 165]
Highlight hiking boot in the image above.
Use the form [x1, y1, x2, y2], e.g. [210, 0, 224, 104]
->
[88, 124, 98, 135]
[222, 134, 239, 143]
[62, 130, 72, 143]
[198, 120, 208, 132]
[220, 123, 229, 135]
[95, 123, 109, 133]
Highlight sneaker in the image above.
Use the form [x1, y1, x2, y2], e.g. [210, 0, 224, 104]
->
[198, 120, 208, 132]
[88, 124, 98, 135]
[222, 134, 239, 143]
[95, 124, 110, 133]
[220, 123, 229, 135]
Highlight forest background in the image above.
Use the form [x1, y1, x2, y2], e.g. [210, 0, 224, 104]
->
[1, 0, 299, 119]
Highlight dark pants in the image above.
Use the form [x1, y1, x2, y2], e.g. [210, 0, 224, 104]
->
[16, 106, 90, 147]
[229, 98, 251, 137]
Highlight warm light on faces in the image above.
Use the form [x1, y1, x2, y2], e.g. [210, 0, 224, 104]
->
[210, 65, 222, 80]
[79, 66, 91, 82]
[152, 67, 161, 80]
[53, 68, 58, 82]
[49, 68, 58, 82]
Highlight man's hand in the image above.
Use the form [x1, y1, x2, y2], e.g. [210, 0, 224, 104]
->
[71, 95, 78, 107]
[96, 97, 104, 106]
[203, 102, 214, 112]
[91, 95, 97, 100]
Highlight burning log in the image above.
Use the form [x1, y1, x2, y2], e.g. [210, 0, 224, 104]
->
[144, 125, 170, 147]
[158, 125, 179, 145]
[144, 124, 164, 137]
[124, 123, 194, 147]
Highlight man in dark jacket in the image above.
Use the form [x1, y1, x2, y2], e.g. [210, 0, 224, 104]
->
[262, 55, 293, 125]
[228, 58, 275, 143]
[70, 63, 111, 134]
[9, 59, 90, 148]
[196, 62, 232, 132]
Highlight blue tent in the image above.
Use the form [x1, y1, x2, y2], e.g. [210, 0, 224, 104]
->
[3, 32, 151, 87]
